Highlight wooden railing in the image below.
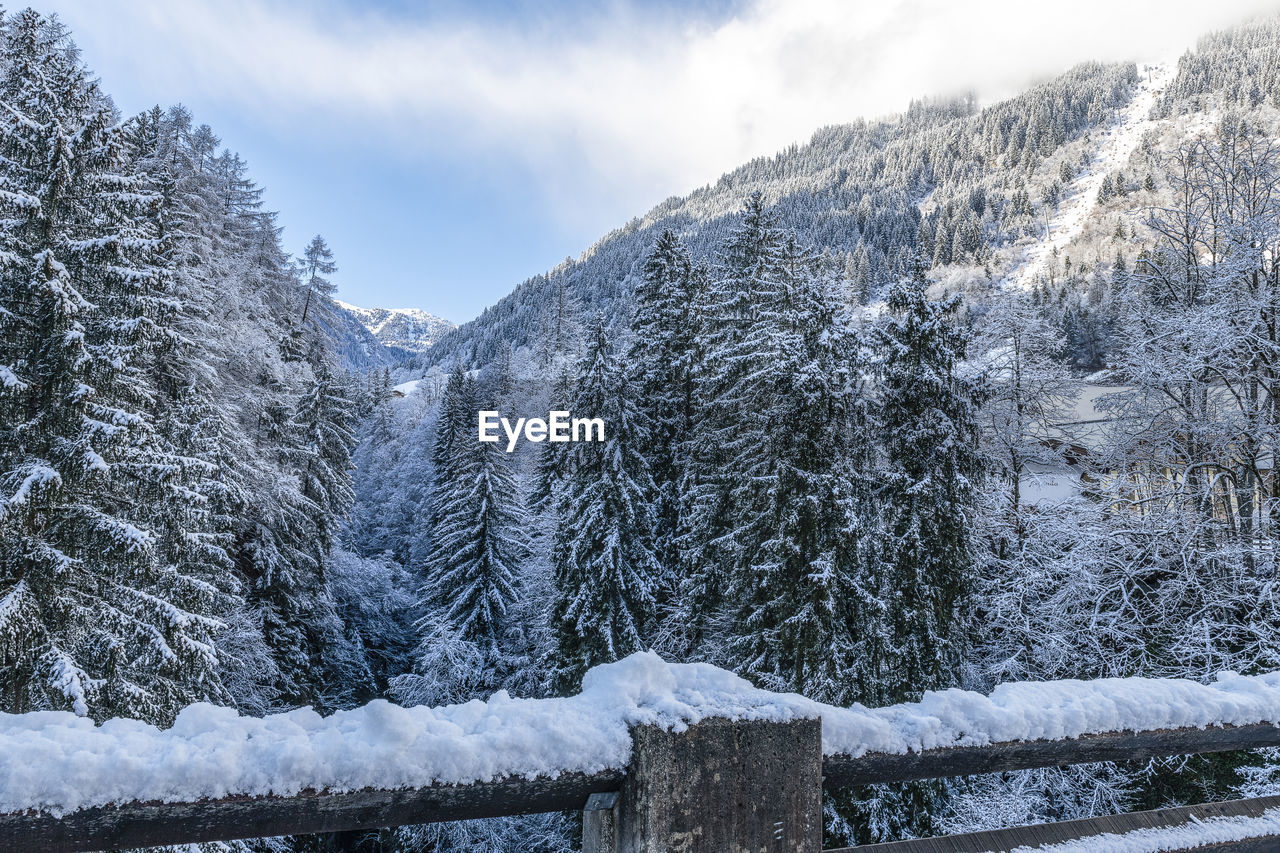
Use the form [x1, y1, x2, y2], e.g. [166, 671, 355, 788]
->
[5, 716, 1280, 852]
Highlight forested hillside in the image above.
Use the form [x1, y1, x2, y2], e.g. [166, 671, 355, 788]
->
[417, 59, 1138, 372]
[4, 5, 1280, 853]
[0, 8, 399, 732]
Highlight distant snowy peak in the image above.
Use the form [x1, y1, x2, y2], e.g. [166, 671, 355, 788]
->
[335, 300, 456, 353]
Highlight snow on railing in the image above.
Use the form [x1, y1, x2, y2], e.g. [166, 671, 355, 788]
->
[4, 651, 1280, 817]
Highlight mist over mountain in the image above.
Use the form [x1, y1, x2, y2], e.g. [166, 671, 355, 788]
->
[413, 15, 1278, 385]
[415, 60, 1136, 373]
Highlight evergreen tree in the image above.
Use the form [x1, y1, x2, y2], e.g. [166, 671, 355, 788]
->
[626, 229, 704, 589]
[432, 364, 474, 492]
[397, 373, 528, 706]
[847, 241, 874, 304]
[548, 322, 658, 693]
[678, 192, 786, 649]
[873, 256, 985, 703]
[0, 10, 227, 721]
[405, 364, 475, 574]
[248, 356, 356, 709]
[299, 234, 336, 325]
[430, 437, 525, 650]
[722, 235, 875, 705]
[529, 367, 573, 513]
[294, 358, 357, 553]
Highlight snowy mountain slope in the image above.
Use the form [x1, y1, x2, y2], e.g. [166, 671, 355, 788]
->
[411, 14, 1280, 384]
[419, 60, 1140, 372]
[311, 298, 406, 371]
[336, 300, 455, 354]
[1003, 62, 1176, 291]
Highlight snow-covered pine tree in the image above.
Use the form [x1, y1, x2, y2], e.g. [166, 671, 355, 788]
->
[626, 229, 704, 593]
[528, 367, 573, 513]
[548, 321, 659, 694]
[253, 353, 356, 709]
[721, 234, 877, 706]
[847, 240, 874, 305]
[294, 357, 357, 553]
[299, 235, 336, 326]
[536, 270, 582, 371]
[0, 9, 227, 722]
[234, 238, 357, 711]
[428, 435, 525, 681]
[116, 105, 258, 717]
[432, 364, 474, 501]
[120, 102, 297, 716]
[828, 254, 986, 848]
[677, 192, 786, 653]
[390, 365, 566, 853]
[873, 254, 985, 703]
[402, 365, 477, 576]
[397, 377, 528, 705]
[492, 339, 516, 410]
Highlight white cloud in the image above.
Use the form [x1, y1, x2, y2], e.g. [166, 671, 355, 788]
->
[47, 0, 1280, 229]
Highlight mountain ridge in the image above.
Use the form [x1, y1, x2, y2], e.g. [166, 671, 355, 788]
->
[414, 56, 1144, 372]
[335, 299, 456, 354]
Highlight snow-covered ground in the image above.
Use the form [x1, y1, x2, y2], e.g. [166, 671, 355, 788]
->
[4, 652, 1280, 816]
[1004, 63, 1176, 291]
[392, 378, 422, 396]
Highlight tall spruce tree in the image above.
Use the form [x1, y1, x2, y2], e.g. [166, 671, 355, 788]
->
[398, 372, 528, 705]
[724, 235, 876, 704]
[249, 353, 356, 709]
[529, 367, 573, 513]
[432, 365, 473, 495]
[427, 437, 526, 651]
[678, 192, 786, 651]
[626, 229, 704, 589]
[548, 322, 658, 693]
[874, 256, 985, 702]
[0, 10, 227, 721]
[298, 234, 336, 326]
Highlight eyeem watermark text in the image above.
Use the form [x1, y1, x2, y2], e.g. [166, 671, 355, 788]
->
[478, 411, 605, 452]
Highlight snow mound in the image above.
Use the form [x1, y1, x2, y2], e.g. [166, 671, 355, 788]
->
[4, 652, 1280, 815]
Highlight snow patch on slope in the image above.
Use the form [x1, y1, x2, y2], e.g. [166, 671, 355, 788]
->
[392, 379, 422, 396]
[1004, 62, 1176, 291]
[5, 652, 1280, 816]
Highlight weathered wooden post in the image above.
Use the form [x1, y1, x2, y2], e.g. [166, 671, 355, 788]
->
[584, 717, 823, 853]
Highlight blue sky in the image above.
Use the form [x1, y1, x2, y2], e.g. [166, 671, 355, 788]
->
[44, 0, 1279, 323]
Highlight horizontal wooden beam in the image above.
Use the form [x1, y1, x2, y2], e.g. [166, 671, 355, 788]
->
[821, 721, 1280, 787]
[827, 794, 1280, 852]
[0, 769, 625, 853]
[6, 721, 1280, 853]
